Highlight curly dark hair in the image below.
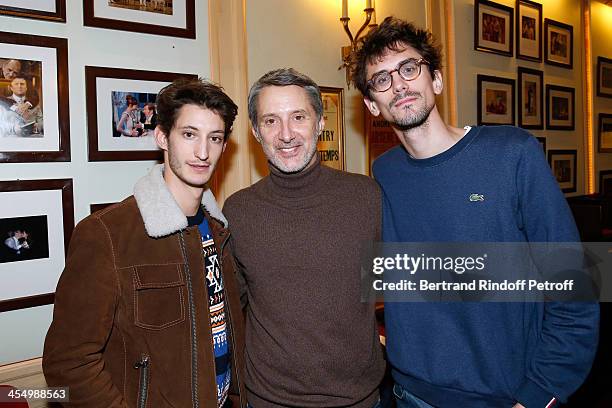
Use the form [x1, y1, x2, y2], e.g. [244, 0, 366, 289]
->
[156, 77, 238, 140]
[351, 16, 443, 98]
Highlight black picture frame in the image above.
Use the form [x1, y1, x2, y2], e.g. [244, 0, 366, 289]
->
[546, 84, 575, 130]
[474, 0, 514, 57]
[544, 18, 573, 69]
[83, 0, 195, 39]
[518, 67, 543, 129]
[598, 113, 612, 153]
[600, 170, 612, 195]
[0, 0, 66, 22]
[536, 136, 546, 153]
[597, 56, 612, 98]
[477, 74, 515, 126]
[516, 0, 542, 62]
[0, 178, 74, 312]
[548, 149, 577, 193]
[0, 32, 70, 163]
[85, 66, 197, 162]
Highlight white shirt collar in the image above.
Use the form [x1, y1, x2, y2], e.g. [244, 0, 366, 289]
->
[10, 94, 26, 104]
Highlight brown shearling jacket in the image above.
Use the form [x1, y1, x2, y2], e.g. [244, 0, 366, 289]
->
[43, 164, 246, 408]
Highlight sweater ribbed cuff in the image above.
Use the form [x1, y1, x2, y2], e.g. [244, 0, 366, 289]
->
[515, 378, 558, 408]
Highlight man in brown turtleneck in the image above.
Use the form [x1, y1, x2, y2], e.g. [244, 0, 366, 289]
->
[223, 68, 385, 408]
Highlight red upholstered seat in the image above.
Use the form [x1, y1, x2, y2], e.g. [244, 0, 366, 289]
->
[0, 385, 29, 407]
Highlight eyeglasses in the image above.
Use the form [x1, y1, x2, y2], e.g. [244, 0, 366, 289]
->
[368, 58, 430, 92]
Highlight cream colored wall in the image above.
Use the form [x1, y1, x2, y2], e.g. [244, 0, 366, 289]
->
[454, 0, 586, 196]
[0, 1, 211, 365]
[592, 1, 612, 189]
[245, 0, 428, 181]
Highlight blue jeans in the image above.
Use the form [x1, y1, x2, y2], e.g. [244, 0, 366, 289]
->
[393, 383, 435, 408]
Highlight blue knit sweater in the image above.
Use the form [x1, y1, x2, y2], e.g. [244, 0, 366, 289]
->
[373, 126, 599, 408]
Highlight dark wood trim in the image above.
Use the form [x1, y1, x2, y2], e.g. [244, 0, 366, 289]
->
[0, 32, 70, 163]
[85, 66, 197, 162]
[0, 293, 55, 313]
[0, 0, 65, 22]
[83, 0, 195, 39]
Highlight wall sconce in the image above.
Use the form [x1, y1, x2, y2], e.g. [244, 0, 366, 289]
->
[339, 0, 377, 87]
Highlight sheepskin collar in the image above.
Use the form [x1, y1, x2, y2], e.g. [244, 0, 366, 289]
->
[133, 164, 227, 238]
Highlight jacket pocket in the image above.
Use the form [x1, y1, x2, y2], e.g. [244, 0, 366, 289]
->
[134, 354, 150, 408]
[133, 264, 186, 330]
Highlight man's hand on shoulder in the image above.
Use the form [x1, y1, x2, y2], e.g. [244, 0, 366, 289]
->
[513, 403, 526, 408]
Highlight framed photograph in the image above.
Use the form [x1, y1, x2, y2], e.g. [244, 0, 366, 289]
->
[598, 113, 612, 153]
[548, 150, 577, 193]
[474, 0, 514, 57]
[518, 67, 543, 129]
[365, 110, 401, 175]
[0, 0, 65, 22]
[536, 136, 546, 153]
[318, 87, 345, 170]
[0, 32, 70, 163]
[597, 56, 612, 98]
[546, 84, 574, 130]
[544, 18, 573, 69]
[84, 0, 195, 39]
[600, 170, 612, 195]
[516, 0, 542, 62]
[477, 74, 515, 126]
[0, 178, 74, 312]
[85, 66, 197, 161]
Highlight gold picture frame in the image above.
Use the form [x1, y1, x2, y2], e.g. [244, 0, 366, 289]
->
[319, 87, 345, 170]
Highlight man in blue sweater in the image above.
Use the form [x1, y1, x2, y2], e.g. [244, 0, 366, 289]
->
[351, 17, 599, 408]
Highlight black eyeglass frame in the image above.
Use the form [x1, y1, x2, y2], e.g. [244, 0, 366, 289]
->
[367, 58, 430, 93]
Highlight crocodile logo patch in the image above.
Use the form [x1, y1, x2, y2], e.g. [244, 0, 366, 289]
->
[469, 193, 485, 202]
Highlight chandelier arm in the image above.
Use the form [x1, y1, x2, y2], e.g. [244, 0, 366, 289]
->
[353, 8, 374, 44]
[340, 17, 354, 44]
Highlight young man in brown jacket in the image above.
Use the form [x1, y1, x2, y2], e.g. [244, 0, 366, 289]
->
[43, 79, 246, 408]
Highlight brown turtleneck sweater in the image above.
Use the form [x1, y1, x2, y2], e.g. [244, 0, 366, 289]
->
[223, 159, 385, 408]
